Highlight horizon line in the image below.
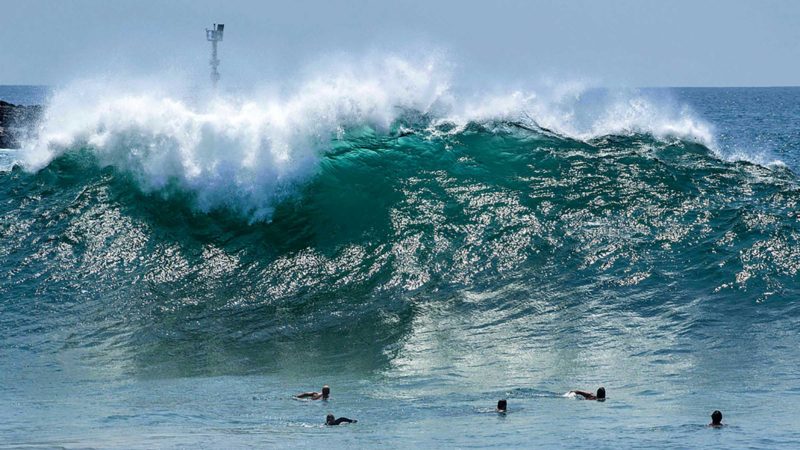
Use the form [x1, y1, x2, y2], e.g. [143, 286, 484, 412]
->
[2, 84, 800, 90]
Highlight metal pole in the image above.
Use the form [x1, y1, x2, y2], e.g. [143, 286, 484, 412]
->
[206, 24, 223, 89]
[210, 40, 220, 88]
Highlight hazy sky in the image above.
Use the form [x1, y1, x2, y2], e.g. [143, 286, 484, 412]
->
[1, 0, 798, 87]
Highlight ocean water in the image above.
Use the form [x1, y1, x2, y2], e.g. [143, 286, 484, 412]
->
[1, 72, 799, 448]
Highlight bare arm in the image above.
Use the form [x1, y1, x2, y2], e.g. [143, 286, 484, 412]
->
[570, 390, 595, 399]
[296, 392, 319, 399]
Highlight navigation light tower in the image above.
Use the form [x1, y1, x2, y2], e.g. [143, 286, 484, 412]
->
[206, 23, 224, 88]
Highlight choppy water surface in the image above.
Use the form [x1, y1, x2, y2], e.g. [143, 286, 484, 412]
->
[1, 80, 799, 448]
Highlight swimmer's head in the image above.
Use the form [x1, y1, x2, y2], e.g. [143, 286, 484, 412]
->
[326, 414, 335, 425]
[497, 399, 507, 412]
[322, 385, 330, 399]
[711, 410, 722, 425]
[597, 387, 606, 399]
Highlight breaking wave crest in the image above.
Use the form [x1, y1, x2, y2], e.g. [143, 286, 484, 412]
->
[17, 57, 729, 221]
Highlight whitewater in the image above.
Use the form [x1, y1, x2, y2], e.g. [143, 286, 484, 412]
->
[15, 57, 724, 221]
[1, 58, 800, 449]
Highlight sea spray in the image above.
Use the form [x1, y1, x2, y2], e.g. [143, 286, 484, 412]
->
[22, 57, 451, 220]
[19, 57, 753, 222]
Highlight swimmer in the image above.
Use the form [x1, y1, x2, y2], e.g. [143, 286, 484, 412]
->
[326, 413, 357, 426]
[569, 387, 606, 400]
[296, 385, 330, 400]
[496, 399, 507, 413]
[709, 410, 723, 427]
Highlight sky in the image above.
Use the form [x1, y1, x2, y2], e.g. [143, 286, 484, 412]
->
[1, 0, 799, 87]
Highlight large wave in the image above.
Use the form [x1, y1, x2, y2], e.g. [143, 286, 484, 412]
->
[18, 57, 726, 222]
[2, 62, 799, 376]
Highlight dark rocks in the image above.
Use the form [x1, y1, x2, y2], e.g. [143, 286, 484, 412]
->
[0, 101, 43, 149]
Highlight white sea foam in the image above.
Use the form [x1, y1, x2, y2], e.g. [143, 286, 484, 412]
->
[22, 57, 450, 220]
[20, 56, 733, 221]
[0, 149, 20, 172]
[441, 85, 717, 150]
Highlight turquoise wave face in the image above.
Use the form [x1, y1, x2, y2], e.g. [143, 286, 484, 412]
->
[1, 121, 798, 378]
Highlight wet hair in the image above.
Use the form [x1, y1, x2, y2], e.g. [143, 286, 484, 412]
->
[597, 387, 606, 399]
[711, 410, 722, 425]
[497, 399, 507, 411]
[322, 385, 330, 398]
[326, 414, 335, 425]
